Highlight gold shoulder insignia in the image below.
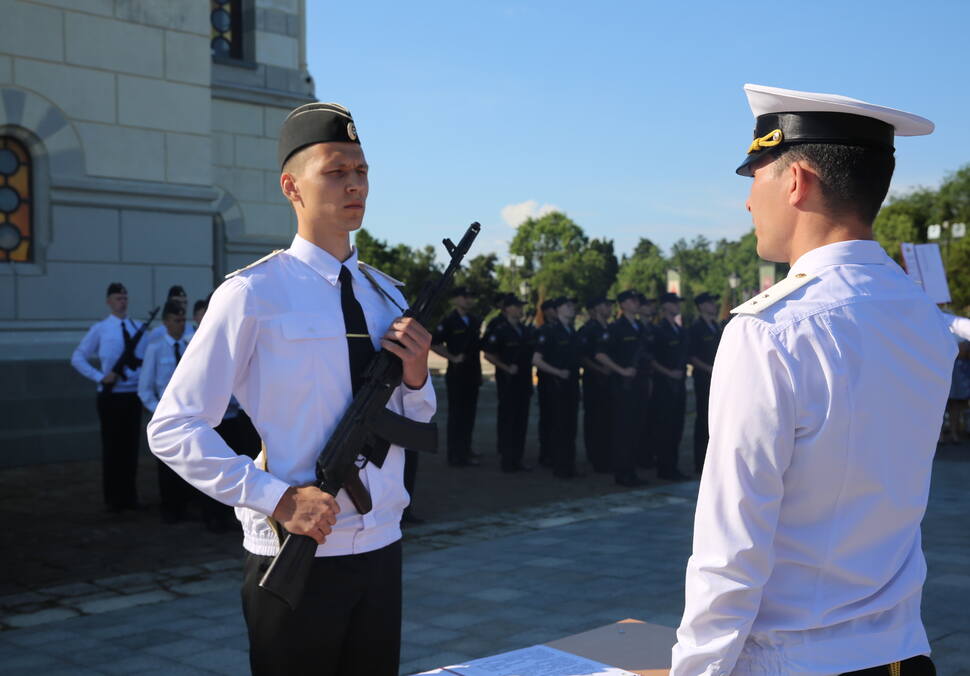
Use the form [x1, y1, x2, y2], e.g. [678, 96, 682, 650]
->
[358, 261, 405, 287]
[731, 273, 818, 315]
[225, 249, 285, 279]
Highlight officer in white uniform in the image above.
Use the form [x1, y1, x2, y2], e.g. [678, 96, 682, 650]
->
[71, 282, 149, 511]
[671, 85, 953, 676]
[147, 102, 435, 675]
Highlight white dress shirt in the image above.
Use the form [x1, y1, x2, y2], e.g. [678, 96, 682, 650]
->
[942, 312, 970, 342]
[71, 314, 147, 393]
[138, 332, 190, 413]
[671, 240, 955, 676]
[147, 234, 436, 557]
[147, 322, 194, 346]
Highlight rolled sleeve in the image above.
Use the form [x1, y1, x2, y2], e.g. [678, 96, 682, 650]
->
[71, 325, 103, 384]
[671, 318, 796, 676]
[400, 372, 436, 424]
[147, 277, 290, 516]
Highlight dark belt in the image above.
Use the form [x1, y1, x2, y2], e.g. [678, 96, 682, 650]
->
[840, 655, 935, 676]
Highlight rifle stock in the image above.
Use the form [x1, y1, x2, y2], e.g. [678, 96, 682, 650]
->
[259, 222, 480, 609]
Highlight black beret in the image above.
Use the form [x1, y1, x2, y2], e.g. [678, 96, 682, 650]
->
[499, 293, 526, 308]
[162, 299, 186, 317]
[694, 292, 720, 305]
[278, 102, 360, 170]
[659, 292, 684, 304]
[551, 296, 577, 308]
[167, 285, 186, 298]
[616, 290, 639, 303]
[106, 282, 126, 297]
[585, 296, 613, 309]
[540, 299, 556, 311]
[450, 286, 475, 298]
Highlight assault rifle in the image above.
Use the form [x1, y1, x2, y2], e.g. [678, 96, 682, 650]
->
[259, 222, 481, 610]
[103, 307, 160, 394]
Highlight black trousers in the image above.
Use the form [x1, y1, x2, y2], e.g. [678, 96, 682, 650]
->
[634, 375, 654, 468]
[96, 391, 142, 509]
[445, 374, 479, 464]
[582, 370, 611, 472]
[537, 374, 553, 465]
[609, 375, 640, 477]
[496, 372, 532, 470]
[241, 540, 403, 676]
[693, 374, 711, 474]
[550, 374, 580, 477]
[840, 655, 935, 675]
[652, 375, 686, 476]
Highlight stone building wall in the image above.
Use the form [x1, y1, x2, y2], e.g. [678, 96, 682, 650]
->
[0, 0, 313, 465]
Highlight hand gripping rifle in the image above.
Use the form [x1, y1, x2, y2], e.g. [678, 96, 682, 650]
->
[103, 307, 160, 394]
[259, 222, 481, 610]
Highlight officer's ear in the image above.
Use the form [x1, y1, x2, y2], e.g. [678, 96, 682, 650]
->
[280, 171, 302, 207]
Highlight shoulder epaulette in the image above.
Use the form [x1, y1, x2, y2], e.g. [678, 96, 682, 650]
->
[225, 249, 285, 279]
[358, 261, 405, 287]
[731, 272, 817, 315]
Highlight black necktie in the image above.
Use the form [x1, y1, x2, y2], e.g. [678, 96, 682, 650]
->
[121, 320, 131, 345]
[173, 341, 181, 364]
[338, 265, 390, 469]
[339, 265, 374, 395]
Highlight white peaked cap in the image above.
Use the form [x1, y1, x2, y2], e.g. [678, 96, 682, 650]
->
[743, 84, 934, 136]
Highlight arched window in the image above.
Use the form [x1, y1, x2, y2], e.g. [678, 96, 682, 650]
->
[0, 136, 32, 263]
[211, 0, 243, 59]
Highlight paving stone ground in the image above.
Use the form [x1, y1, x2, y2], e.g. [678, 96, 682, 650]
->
[1, 444, 968, 675]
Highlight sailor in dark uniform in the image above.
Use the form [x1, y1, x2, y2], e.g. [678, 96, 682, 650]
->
[431, 286, 483, 467]
[651, 292, 690, 481]
[535, 298, 558, 467]
[596, 290, 646, 487]
[578, 296, 613, 473]
[483, 294, 535, 472]
[687, 291, 722, 475]
[533, 297, 582, 478]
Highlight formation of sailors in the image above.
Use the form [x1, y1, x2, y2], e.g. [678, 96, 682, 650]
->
[431, 287, 724, 486]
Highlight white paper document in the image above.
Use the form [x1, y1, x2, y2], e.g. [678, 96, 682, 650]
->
[418, 644, 637, 676]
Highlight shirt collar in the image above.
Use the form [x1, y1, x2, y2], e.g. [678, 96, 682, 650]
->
[288, 233, 359, 287]
[162, 332, 182, 346]
[788, 239, 891, 278]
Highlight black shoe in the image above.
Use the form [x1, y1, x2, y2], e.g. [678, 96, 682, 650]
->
[502, 463, 533, 473]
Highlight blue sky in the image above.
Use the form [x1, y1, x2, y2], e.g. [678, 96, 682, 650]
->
[306, 0, 970, 261]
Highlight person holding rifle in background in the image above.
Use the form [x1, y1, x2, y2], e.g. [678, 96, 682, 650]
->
[147, 103, 435, 675]
[578, 296, 614, 473]
[687, 291, 721, 475]
[72, 282, 154, 512]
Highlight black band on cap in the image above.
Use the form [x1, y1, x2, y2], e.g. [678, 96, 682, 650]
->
[738, 111, 894, 176]
[755, 112, 894, 150]
[278, 102, 360, 170]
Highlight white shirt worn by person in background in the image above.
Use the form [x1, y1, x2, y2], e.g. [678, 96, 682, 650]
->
[138, 332, 191, 413]
[671, 240, 955, 676]
[71, 315, 147, 393]
[942, 312, 970, 342]
[147, 234, 436, 557]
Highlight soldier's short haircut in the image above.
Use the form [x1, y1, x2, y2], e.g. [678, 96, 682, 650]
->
[772, 144, 895, 226]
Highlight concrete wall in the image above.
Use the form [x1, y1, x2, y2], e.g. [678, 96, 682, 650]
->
[0, 0, 314, 466]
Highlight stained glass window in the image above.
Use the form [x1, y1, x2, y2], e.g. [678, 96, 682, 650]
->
[211, 0, 243, 59]
[0, 136, 32, 263]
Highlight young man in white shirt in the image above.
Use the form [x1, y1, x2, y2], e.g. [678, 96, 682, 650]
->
[138, 300, 191, 523]
[671, 85, 952, 676]
[71, 282, 149, 512]
[147, 103, 435, 675]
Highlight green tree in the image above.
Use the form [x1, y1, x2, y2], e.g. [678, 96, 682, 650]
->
[454, 253, 501, 318]
[615, 238, 666, 297]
